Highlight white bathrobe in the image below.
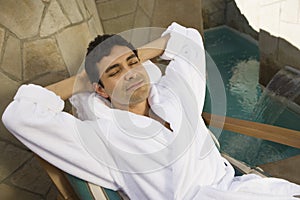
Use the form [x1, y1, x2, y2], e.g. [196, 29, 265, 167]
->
[2, 22, 300, 200]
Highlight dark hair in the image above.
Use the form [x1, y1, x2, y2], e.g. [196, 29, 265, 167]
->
[85, 34, 138, 87]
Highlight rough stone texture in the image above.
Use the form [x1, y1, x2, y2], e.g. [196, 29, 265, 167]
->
[259, 60, 279, 87]
[139, 0, 155, 17]
[76, 0, 90, 19]
[132, 8, 152, 47]
[46, 185, 59, 200]
[259, 30, 279, 57]
[102, 13, 135, 34]
[89, 12, 105, 36]
[40, 0, 70, 37]
[23, 38, 66, 80]
[8, 157, 52, 196]
[203, 0, 223, 14]
[87, 18, 99, 37]
[0, 0, 44, 39]
[56, 23, 92, 75]
[134, 7, 151, 28]
[259, 30, 280, 87]
[96, 0, 119, 20]
[204, 11, 225, 29]
[152, 0, 203, 32]
[225, 1, 258, 40]
[148, 28, 165, 41]
[278, 38, 300, 71]
[0, 1, 105, 199]
[130, 28, 153, 48]
[95, 0, 108, 3]
[0, 28, 5, 59]
[97, 0, 137, 20]
[88, 17, 104, 38]
[84, 0, 103, 33]
[31, 71, 69, 87]
[0, 141, 32, 182]
[1, 35, 22, 80]
[0, 72, 22, 146]
[259, 29, 300, 91]
[202, 0, 225, 29]
[0, 183, 42, 200]
[59, 0, 83, 24]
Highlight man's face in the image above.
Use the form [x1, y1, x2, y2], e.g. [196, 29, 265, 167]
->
[97, 45, 150, 107]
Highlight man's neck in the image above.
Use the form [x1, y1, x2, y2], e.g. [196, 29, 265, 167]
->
[112, 99, 172, 131]
[128, 100, 150, 116]
[112, 100, 150, 116]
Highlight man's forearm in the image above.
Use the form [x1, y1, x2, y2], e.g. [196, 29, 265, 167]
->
[137, 34, 170, 62]
[45, 76, 76, 100]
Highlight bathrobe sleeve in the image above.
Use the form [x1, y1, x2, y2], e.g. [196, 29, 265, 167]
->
[160, 22, 206, 112]
[2, 84, 120, 191]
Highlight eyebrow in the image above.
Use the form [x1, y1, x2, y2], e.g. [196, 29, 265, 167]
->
[126, 53, 137, 61]
[104, 53, 138, 74]
[105, 63, 120, 74]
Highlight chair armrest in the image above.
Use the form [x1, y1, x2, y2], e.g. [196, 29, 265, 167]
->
[202, 112, 300, 149]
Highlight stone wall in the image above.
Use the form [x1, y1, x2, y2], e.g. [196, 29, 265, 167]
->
[201, 0, 258, 40]
[202, 0, 226, 29]
[225, 0, 258, 40]
[95, 0, 203, 36]
[257, 0, 300, 91]
[0, 0, 103, 199]
[0, 0, 103, 143]
[259, 30, 300, 92]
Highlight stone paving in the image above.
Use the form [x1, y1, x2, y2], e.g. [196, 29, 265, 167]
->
[0, 145, 58, 200]
[0, 0, 103, 199]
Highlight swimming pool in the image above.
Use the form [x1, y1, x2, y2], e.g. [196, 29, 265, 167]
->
[203, 26, 300, 166]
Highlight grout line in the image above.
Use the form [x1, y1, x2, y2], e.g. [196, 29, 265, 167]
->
[3, 181, 45, 199]
[2, 155, 55, 199]
[0, 154, 34, 184]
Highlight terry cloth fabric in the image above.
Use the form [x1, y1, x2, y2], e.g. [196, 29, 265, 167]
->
[3, 22, 300, 200]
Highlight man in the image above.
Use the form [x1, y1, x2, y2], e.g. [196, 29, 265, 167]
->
[2, 22, 300, 199]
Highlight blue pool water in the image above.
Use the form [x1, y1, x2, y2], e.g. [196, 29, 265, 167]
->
[203, 26, 300, 166]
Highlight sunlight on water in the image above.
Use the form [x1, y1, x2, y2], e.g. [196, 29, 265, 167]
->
[248, 66, 300, 164]
[204, 27, 300, 166]
[229, 59, 260, 114]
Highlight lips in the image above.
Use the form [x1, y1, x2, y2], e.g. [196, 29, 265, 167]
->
[126, 80, 144, 91]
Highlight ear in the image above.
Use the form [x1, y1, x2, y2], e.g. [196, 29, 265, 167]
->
[93, 83, 109, 99]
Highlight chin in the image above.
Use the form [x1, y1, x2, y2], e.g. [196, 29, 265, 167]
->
[128, 85, 150, 104]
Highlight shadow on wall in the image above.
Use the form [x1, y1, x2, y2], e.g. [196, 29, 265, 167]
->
[225, 0, 258, 40]
[259, 30, 300, 84]
[202, 0, 259, 41]
[259, 30, 300, 105]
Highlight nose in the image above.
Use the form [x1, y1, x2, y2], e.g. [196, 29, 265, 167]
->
[124, 68, 137, 81]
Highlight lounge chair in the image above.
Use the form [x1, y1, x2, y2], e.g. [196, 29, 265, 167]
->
[33, 76, 300, 200]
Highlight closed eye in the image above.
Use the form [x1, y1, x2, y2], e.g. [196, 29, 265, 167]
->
[129, 60, 139, 66]
[108, 69, 121, 77]
[127, 53, 140, 67]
